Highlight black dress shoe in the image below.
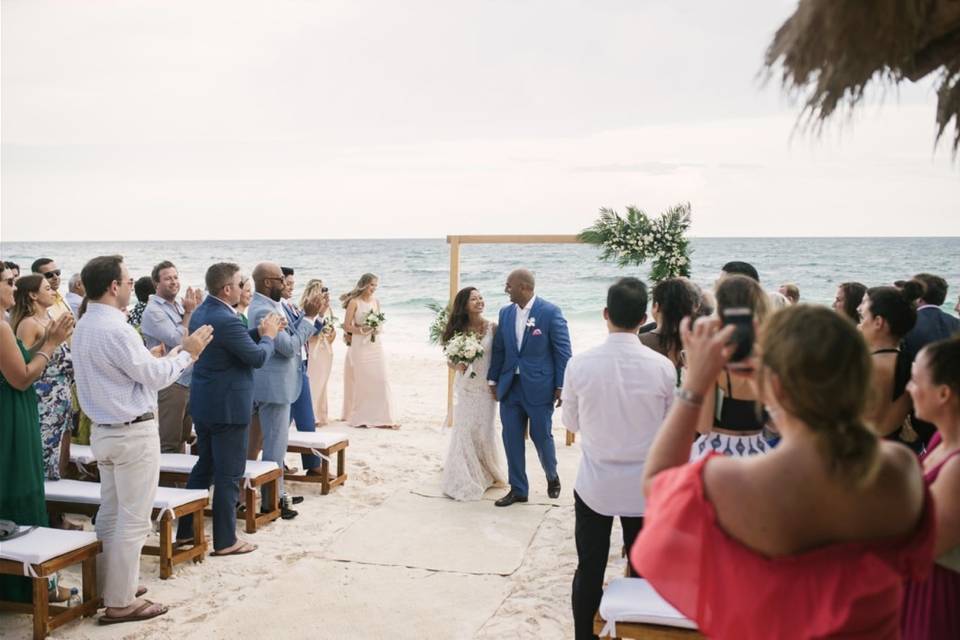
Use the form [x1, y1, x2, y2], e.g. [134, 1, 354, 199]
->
[494, 491, 528, 507]
[290, 495, 304, 505]
[278, 496, 299, 520]
[547, 477, 561, 499]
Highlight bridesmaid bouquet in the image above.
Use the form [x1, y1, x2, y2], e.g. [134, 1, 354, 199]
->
[444, 332, 485, 378]
[363, 310, 387, 342]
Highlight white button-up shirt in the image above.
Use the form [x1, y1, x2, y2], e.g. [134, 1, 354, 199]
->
[514, 295, 537, 350]
[73, 302, 193, 425]
[561, 332, 675, 517]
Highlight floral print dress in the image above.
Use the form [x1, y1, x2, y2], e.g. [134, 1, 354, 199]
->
[34, 342, 74, 479]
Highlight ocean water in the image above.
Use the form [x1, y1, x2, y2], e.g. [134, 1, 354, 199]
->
[3, 237, 959, 354]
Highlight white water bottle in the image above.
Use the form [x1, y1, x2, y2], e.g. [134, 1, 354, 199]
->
[67, 587, 81, 607]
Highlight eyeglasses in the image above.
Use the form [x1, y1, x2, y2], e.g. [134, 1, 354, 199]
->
[42, 270, 62, 279]
[264, 276, 285, 283]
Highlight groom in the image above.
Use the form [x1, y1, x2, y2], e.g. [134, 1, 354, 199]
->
[488, 269, 572, 506]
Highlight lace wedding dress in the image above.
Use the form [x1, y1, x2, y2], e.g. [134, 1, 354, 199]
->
[441, 325, 508, 501]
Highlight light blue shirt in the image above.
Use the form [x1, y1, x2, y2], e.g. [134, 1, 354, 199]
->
[140, 294, 192, 387]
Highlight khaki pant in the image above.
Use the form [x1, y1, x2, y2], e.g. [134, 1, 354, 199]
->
[157, 383, 192, 453]
[90, 420, 160, 608]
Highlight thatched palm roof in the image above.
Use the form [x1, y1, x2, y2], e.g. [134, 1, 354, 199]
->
[765, 0, 960, 152]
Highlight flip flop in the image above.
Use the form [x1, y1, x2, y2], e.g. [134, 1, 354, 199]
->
[136, 586, 148, 598]
[99, 599, 168, 625]
[210, 541, 257, 557]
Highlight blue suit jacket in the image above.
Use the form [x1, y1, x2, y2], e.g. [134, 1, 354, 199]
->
[487, 297, 572, 405]
[249, 292, 321, 404]
[903, 307, 960, 360]
[189, 295, 276, 425]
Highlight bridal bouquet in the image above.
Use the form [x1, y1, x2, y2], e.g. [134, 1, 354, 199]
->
[363, 310, 386, 342]
[444, 332, 485, 378]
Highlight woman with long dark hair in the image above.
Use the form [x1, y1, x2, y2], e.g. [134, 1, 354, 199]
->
[858, 282, 921, 445]
[440, 287, 507, 500]
[833, 281, 867, 323]
[639, 277, 697, 382]
[11, 274, 75, 480]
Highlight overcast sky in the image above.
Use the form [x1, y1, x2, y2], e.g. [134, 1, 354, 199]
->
[2, 0, 958, 241]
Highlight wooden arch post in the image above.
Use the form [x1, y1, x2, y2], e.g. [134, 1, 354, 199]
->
[445, 235, 583, 445]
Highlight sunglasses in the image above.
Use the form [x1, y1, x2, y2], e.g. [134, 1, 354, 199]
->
[42, 270, 62, 279]
[264, 276, 285, 283]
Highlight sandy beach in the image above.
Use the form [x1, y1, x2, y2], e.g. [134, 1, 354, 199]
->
[3, 327, 635, 640]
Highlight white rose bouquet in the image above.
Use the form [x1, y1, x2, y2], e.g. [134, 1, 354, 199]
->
[363, 310, 387, 342]
[443, 332, 485, 378]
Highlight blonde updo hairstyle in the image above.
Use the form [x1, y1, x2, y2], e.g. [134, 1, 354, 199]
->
[758, 305, 879, 484]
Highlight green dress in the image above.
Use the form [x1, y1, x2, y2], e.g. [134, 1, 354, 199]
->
[0, 338, 49, 603]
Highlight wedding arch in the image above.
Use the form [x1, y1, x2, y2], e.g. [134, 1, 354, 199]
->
[445, 234, 581, 445]
[442, 203, 692, 442]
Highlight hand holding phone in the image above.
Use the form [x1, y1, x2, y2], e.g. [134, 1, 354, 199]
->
[721, 307, 754, 371]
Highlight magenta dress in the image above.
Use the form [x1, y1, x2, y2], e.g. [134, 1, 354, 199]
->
[901, 433, 960, 640]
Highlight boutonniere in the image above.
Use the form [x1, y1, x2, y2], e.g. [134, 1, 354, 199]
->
[532, 328, 543, 336]
[526, 317, 536, 328]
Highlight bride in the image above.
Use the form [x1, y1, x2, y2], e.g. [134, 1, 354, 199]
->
[441, 287, 508, 501]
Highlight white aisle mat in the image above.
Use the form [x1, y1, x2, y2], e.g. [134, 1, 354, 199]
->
[324, 490, 549, 575]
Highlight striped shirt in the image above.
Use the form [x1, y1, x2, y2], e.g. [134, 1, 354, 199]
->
[73, 302, 192, 424]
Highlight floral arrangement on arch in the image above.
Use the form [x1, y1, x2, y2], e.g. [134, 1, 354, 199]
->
[426, 302, 450, 345]
[578, 202, 692, 282]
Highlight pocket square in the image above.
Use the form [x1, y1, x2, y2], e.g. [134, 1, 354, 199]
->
[532, 328, 543, 336]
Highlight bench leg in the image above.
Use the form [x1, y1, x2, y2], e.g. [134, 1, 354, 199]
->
[82, 554, 98, 616]
[321, 457, 330, 495]
[338, 448, 346, 480]
[193, 508, 206, 563]
[245, 485, 257, 534]
[159, 516, 173, 579]
[32, 576, 49, 640]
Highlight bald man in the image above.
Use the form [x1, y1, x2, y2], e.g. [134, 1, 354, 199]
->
[248, 262, 328, 519]
[487, 269, 572, 506]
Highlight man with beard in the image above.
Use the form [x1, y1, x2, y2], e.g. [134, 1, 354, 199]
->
[140, 261, 203, 453]
[248, 262, 328, 519]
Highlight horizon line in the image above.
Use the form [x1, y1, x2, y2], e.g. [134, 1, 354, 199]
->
[3, 234, 959, 244]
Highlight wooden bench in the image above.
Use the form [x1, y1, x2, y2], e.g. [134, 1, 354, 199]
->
[44, 480, 208, 579]
[157, 454, 282, 534]
[285, 430, 349, 495]
[0, 527, 102, 640]
[592, 578, 701, 639]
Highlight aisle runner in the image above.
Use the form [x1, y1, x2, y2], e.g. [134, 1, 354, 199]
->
[324, 490, 549, 575]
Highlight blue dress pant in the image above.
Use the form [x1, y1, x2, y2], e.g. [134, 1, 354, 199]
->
[499, 375, 558, 497]
[176, 422, 248, 551]
[289, 367, 320, 469]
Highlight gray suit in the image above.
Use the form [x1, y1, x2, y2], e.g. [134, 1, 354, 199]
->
[248, 292, 319, 496]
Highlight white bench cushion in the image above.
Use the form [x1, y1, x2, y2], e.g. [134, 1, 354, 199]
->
[286, 429, 348, 449]
[159, 453, 279, 479]
[0, 527, 98, 569]
[69, 444, 97, 465]
[159, 453, 199, 474]
[599, 578, 697, 631]
[45, 479, 208, 511]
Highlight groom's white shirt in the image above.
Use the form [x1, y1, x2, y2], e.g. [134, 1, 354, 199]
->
[512, 295, 537, 375]
[514, 295, 537, 349]
[561, 332, 674, 517]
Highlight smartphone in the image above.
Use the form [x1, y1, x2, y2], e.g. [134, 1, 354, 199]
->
[721, 307, 754, 364]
